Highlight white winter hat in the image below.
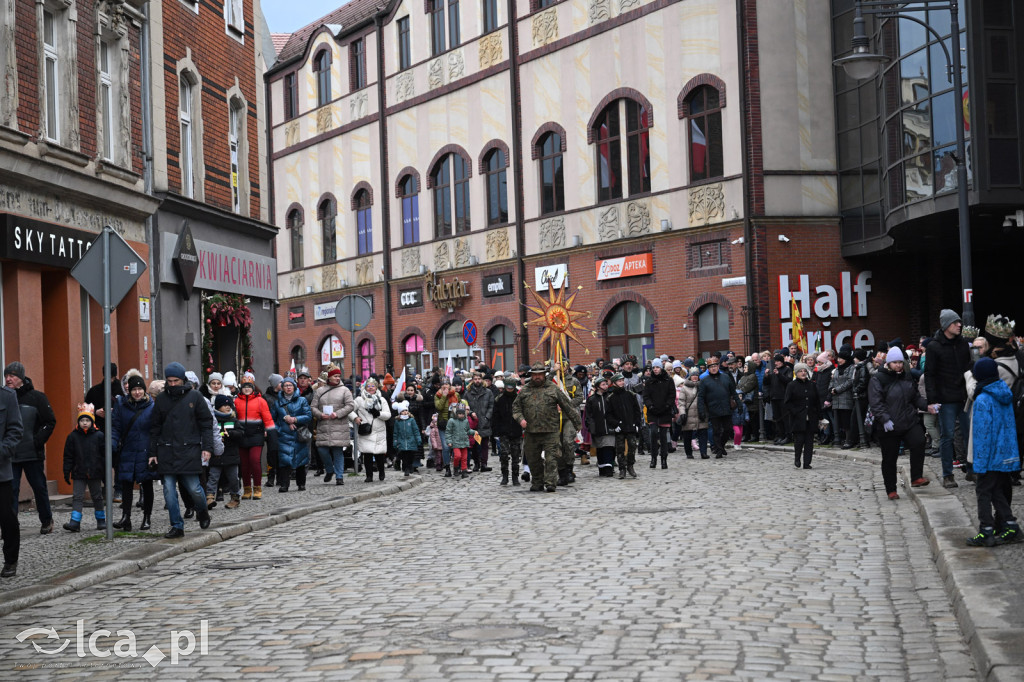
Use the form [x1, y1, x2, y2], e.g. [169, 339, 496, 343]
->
[222, 371, 237, 387]
[392, 400, 410, 413]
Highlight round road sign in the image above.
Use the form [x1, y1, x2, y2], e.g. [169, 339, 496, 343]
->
[462, 320, 477, 346]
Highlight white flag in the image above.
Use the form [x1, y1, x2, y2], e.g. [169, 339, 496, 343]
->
[391, 367, 407, 401]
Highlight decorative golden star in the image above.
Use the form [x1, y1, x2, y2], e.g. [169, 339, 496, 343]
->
[523, 282, 594, 357]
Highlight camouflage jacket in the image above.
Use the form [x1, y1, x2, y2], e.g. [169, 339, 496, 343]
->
[512, 380, 582, 434]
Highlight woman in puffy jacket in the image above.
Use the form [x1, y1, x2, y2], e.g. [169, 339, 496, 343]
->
[310, 367, 355, 485]
[354, 378, 392, 482]
[869, 347, 936, 499]
[676, 368, 708, 459]
[271, 376, 311, 492]
[234, 376, 277, 500]
[110, 371, 157, 531]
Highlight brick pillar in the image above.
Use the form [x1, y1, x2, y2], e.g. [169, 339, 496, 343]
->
[41, 275, 85, 493]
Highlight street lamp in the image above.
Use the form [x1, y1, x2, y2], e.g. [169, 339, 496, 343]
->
[834, 0, 974, 326]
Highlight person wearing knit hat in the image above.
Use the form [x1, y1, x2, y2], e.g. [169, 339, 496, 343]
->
[784, 362, 819, 469]
[392, 399, 420, 476]
[222, 371, 238, 396]
[109, 369, 158, 532]
[965, 356, 1022, 546]
[3, 360, 57, 538]
[2, 361, 24, 382]
[271, 373, 313, 492]
[61, 403, 107, 534]
[354, 376, 392, 482]
[184, 371, 201, 390]
[202, 372, 226, 401]
[870, 343, 936, 500]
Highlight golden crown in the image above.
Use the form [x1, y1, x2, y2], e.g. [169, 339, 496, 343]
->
[984, 314, 1016, 341]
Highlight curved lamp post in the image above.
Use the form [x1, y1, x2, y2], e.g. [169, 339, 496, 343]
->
[834, 0, 974, 326]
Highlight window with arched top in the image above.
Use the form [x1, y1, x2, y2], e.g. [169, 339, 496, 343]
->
[537, 132, 564, 215]
[358, 339, 376, 379]
[488, 325, 514, 373]
[291, 344, 306, 372]
[318, 197, 337, 263]
[592, 98, 652, 202]
[287, 208, 303, 270]
[685, 86, 724, 181]
[483, 148, 508, 226]
[432, 153, 470, 238]
[355, 189, 372, 255]
[593, 103, 621, 202]
[398, 174, 420, 245]
[603, 301, 653, 363]
[313, 49, 331, 107]
[695, 303, 729, 357]
[403, 334, 425, 375]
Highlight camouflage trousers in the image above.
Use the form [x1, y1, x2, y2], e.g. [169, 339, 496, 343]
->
[498, 436, 522, 476]
[558, 424, 578, 471]
[614, 433, 638, 471]
[522, 431, 560, 489]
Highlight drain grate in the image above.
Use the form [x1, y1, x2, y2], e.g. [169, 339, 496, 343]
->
[205, 558, 291, 570]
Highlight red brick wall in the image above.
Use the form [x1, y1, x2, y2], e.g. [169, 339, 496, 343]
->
[163, 0, 262, 215]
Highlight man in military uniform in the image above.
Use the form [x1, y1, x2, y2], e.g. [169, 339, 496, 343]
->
[513, 363, 581, 492]
[557, 360, 585, 485]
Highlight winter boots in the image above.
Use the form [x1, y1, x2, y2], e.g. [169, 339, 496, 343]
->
[63, 511, 83, 532]
[512, 466, 520, 486]
[225, 494, 240, 509]
[242, 486, 253, 500]
[113, 512, 132, 532]
[444, 465, 452, 478]
[278, 467, 292, 492]
[252, 486, 262, 500]
[207, 494, 217, 510]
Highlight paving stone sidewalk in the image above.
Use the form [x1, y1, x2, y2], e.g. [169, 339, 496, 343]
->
[0, 450, 981, 680]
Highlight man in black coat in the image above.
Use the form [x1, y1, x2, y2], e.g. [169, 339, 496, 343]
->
[0, 382, 24, 578]
[697, 358, 737, 458]
[924, 309, 971, 487]
[148, 362, 213, 538]
[765, 355, 793, 444]
[608, 373, 643, 479]
[4, 362, 56, 534]
[84, 363, 124, 434]
[643, 361, 677, 469]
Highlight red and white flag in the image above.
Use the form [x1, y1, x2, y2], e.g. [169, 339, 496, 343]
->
[445, 357, 454, 380]
[390, 367, 407, 401]
[691, 119, 707, 175]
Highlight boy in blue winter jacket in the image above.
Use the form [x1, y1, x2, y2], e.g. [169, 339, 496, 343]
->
[966, 358, 1022, 547]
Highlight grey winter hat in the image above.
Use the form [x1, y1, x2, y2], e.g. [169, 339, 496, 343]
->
[3, 361, 25, 381]
[939, 309, 961, 331]
[268, 373, 284, 389]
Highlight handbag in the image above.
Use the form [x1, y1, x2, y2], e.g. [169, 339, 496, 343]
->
[357, 422, 372, 436]
[295, 425, 313, 442]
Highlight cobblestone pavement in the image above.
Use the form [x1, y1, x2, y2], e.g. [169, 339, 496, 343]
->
[1, 450, 979, 680]
[3, 468, 403, 594]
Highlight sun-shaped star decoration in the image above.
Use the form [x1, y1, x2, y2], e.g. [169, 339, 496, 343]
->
[523, 282, 596, 357]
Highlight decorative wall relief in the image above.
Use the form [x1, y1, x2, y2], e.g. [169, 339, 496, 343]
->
[402, 247, 421, 277]
[478, 33, 503, 69]
[618, 0, 640, 12]
[289, 273, 305, 298]
[350, 92, 368, 120]
[447, 50, 465, 82]
[588, 0, 610, 25]
[284, 121, 299, 147]
[486, 228, 510, 261]
[322, 264, 337, 290]
[316, 105, 333, 133]
[453, 237, 471, 267]
[598, 206, 619, 241]
[532, 8, 558, 48]
[625, 201, 651, 235]
[355, 257, 374, 286]
[688, 183, 725, 226]
[539, 217, 566, 251]
[434, 241, 451, 271]
[395, 72, 415, 103]
[428, 58, 444, 90]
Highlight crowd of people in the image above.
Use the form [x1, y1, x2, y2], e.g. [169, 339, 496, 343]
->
[0, 307, 1022, 580]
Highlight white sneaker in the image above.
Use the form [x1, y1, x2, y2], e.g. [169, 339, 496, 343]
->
[732, 443, 742, 450]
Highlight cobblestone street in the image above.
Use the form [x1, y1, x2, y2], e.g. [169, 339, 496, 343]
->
[0, 450, 980, 680]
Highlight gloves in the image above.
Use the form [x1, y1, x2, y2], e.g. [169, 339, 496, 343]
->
[369, 408, 381, 419]
[883, 420, 894, 432]
[615, 426, 621, 433]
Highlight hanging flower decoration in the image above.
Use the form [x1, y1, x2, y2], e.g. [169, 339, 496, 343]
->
[202, 294, 254, 378]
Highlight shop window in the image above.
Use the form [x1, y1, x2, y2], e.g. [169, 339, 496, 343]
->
[695, 303, 729, 358]
[287, 208, 303, 269]
[488, 325, 515, 373]
[397, 17, 411, 71]
[320, 335, 343, 368]
[404, 334, 425, 375]
[685, 86, 724, 182]
[314, 48, 332, 108]
[537, 132, 564, 215]
[603, 301, 652, 364]
[358, 339, 376, 379]
[432, 153, 470, 238]
[355, 189, 372, 255]
[350, 38, 366, 91]
[436, 321, 471, 372]
[399, 174, 420, 245]
[484, 148, 508, 226]
[319, 196, 337, 263]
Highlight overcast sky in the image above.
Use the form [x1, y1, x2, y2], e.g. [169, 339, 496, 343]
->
[261, 0, 349, 34]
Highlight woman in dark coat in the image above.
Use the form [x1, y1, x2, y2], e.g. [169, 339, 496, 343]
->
[585, 376, 616, 477]
[271, 376, 313, 492]
[869, 347, 935, 499]
[784, 363, 820, 469]
[827, 351, 856, 448]
[111, 371, 157, 531]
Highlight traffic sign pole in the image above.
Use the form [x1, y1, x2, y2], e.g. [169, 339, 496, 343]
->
[102, 228, 113, 542]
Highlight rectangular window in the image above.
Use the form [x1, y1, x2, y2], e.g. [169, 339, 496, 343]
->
[596, 106, 622, 202]
[226, 0, 243, 33]
[99, 41, 113, 161]
[229, 105, 241, 213]
[284, 73, 298, 120]
[357, 208, 372, 255]
[448, 0, 461, 48]
[43, 10, 59, 142]
[402, 195, 420, 245]
[626, 100, 651, 195]
[697, 242, 723, 268]
[483, 0, 498, 33]
[179, 78, 193, 198]
[430, 1, 445, 56]
[397, 17, 411, 70]
[322, 214, 337, 262]
[350, 39, 366, 90]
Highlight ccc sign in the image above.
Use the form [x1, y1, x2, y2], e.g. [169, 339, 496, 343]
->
[399, 289, 421, 308]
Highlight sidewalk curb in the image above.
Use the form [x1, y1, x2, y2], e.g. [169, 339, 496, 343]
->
[0, 477, 424, 618]
[759, 441, 1024, 682]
